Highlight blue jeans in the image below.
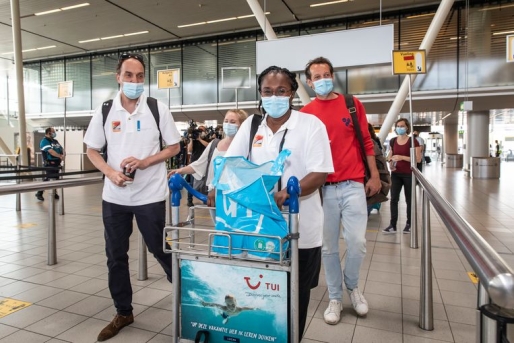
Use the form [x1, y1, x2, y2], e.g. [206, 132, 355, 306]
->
[322, 181, 367, 301]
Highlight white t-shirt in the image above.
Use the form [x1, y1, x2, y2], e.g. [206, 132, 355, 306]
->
[190, 140, 225, 191]
[84, 92, 181, 206]
[225, 110, 334, 249]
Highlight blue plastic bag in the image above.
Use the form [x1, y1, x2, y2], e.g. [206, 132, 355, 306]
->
[211, 150, 291, 260]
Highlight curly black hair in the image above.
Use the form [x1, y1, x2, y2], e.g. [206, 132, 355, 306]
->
[257, 66, 298, 92]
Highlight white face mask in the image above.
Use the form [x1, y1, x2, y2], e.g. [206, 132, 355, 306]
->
[223, 123, 239, 137]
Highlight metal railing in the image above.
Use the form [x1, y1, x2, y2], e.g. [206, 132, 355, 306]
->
[411, 167, 514, 341]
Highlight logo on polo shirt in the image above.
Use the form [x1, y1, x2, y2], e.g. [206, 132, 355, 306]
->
[252, 134, 263, 147]
[111, 121, 121, 132]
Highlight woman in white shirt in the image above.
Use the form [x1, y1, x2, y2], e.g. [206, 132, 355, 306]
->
[168, 109, 248, 197]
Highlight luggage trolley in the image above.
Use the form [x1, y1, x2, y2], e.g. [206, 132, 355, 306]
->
[164, 174, 301, 343]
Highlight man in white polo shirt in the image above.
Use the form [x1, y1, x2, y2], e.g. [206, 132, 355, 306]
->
[220, 66, 333, 339]
[84, 53, 180, 342]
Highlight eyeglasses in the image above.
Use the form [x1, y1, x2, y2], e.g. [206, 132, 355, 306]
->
[260, 88, 292, 97]
[118, 53, 145, 66]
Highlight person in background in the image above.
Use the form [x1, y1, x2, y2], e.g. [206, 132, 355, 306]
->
[302, 56, 381, 325]
[412, 131, 425, 171]
[367, 123, 383, 216]
[35, 127, 64, 201]
[495, 140, 501, 157]
[168, 109, 248, 219]
[84, 53, 181, 342]
[186, 125, 209, 207]
[218, 66, 334, 338]
[382, 118, 421, 235]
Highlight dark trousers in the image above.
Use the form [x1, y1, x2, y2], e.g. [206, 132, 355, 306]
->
[186, 174, 194, 203]
[416, 162, 423, 172]
[102, 200, 172, 315]
[298, 246, 321, 339]
[389, 173, 413, 227]
[36, 161, 60, 196]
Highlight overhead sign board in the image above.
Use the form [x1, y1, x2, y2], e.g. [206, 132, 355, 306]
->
[507, 35, 514, 63]
[57, 81, 73, 98]
[157, 69, 180, 89]
[392, 50, 426, 75]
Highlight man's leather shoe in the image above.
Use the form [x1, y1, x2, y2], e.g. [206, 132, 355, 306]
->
[97, 313, 134, 341]
[54, 193, 60, 200]
[35, 193, 44, 201]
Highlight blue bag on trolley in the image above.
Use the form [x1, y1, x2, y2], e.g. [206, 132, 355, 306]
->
[211, 150, 291, 260]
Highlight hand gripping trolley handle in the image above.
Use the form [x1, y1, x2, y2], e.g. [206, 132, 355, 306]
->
[164, 174, 301, 343]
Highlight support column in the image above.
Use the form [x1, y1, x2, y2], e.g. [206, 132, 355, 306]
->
[465, 111, 489, 170]
[10, 0, 28, 167]
[444, 122, 458, 154]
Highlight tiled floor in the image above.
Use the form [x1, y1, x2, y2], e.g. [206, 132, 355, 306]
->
[0, 160, 513, 342]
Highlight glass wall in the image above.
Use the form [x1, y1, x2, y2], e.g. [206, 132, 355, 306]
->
[183, 40, 218, 105]
[65, 56, 91, 111]
[41, 60, 64, 113]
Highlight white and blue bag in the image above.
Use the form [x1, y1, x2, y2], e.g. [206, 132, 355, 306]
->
[211, 150, 291, 260]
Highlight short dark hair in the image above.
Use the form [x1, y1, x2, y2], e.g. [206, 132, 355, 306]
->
[45, 127, 54, 135]
[305, 56, 334, 80]
[257, 66, 298, 93]
[395, 118, 411, 134]
[116, 53, 146, 74]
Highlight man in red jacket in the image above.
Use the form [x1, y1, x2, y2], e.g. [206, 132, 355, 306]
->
[302, 56, 381, 325]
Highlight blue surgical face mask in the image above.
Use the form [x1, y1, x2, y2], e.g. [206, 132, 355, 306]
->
[122, 82, 144, 99]
[223, 123, 239, 137]
[396, 127, 407, 136]
[51, 132, 56, 139]
[262, 96, 291, 119]
[313, 78, 334, 96]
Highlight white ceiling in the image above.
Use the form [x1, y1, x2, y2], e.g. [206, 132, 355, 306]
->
[0, 0, 439, 71]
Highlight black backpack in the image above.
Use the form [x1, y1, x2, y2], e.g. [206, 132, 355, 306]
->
[344, 94, 391, 205]
[101, 97, 162, 162]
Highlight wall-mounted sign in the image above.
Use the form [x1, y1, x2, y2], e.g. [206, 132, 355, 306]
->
[57, 81, 73, 98]
[507, 35, 514, 63]
[157, 69, 180, 89]
[392, 50, 426, 75]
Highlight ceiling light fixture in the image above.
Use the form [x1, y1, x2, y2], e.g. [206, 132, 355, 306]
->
[207, 17, 237, 24]
[478, 3, 514, 11]
[34, 3, 89, 16]
[178, 12, 270, 28]
[101, 35, 124, 40]
[78, 38, 100, 43]
[492, 30, 514, 36]
[178, 22, 206, 28]
[310, 0, 351, 8]
[79, 31, 149, 44]
[36, 45, 56, 50]
[406, 13, 435, 19]
[124, 31, 149, 36]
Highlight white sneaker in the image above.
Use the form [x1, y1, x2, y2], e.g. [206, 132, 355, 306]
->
[323, 299, 343, 325]
[348, 288, 368, 316]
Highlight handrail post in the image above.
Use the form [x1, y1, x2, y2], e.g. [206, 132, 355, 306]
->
[410, 148, 418, 249]
[478, 282, 496, 342]
[419, 188, 433, 330]
[48, 188, 57, 265]
[16, 163, 21, 211]
[137, 233, 148, 281]
[59, 165, 65, 215]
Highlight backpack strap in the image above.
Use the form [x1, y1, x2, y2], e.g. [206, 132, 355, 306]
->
[389, 137, 396, 155]
[344, 94, 371, 178]
[248, 114, 263, 157]
[205, 138, 220, 181]
[101, 97, 162, 162]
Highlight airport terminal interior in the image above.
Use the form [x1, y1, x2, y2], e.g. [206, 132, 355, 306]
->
[1, 0, 514, 342]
